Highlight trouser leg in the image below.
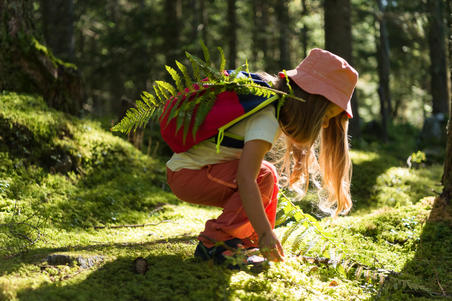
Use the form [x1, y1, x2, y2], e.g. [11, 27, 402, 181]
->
[166, 160, 279, 248]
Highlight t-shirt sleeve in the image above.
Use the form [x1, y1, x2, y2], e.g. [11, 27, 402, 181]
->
[243, 106, 280, 145]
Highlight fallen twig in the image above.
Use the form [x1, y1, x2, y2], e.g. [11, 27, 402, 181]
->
[93, 220, 172, 230]
[434, 269, 446, 296]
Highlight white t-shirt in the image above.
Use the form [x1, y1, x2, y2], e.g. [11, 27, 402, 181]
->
[166, 105, 280, 171]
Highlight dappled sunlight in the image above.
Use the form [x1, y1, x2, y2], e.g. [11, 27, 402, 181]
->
[1, 92, 448, 300]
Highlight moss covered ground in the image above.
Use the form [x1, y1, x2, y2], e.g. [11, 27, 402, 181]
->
[0, 92, 450, 300]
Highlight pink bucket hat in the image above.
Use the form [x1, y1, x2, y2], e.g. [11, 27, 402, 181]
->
[280, 48, 358, 118]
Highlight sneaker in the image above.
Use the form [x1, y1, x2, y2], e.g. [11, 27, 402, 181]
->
[194, 239, 268, 270]
[194, 238, 243, 264]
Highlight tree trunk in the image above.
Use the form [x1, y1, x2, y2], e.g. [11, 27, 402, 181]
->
[427, 0, 449, 115]
[261, 0, 270, 71]
[277, 0, 291, 69]
[40, 0, 75, 62]
[199, 0, 208, 45]
[164, 0, 181, 67]
[300, 0, 310, 59]
[375, 0, 391, 142]
[443, 105, 452, 202]
[442, 0, 452, 203]
[0, 0, 83, 115]
[251, 0, 259, 66]
[324, 0, 361, 138]
[226, 0, 237, 69]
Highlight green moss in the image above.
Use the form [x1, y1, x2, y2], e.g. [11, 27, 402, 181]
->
[32, 38, 78, 70]
[0, 92, 449, 300]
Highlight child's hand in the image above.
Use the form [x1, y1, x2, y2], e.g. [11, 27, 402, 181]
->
[258, 230, 285, 262]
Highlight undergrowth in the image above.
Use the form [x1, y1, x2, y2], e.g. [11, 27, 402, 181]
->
[0, 92, 449, 300]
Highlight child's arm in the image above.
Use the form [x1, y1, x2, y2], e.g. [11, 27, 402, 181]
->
[237, 139, 284, 261]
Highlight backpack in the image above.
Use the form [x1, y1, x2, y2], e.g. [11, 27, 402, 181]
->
[159, 71, 280, 153]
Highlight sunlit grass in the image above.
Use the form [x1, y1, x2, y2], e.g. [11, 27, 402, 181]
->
[0, 92, 449, 300]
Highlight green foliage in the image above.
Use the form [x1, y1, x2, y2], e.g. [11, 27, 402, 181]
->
[0, 92, 177, 256]
[112, 43, 304, 143]
[0, 92, 448, 300]
[277, 192, 397, 286]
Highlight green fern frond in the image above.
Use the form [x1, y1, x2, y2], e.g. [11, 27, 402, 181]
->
[186, 52, 222, 81]
[153, 84, 165, 102]
[186, 51, 201, 82]
[218, 47, 226, 72]
[165, 66, 184, 92]
[182, 110, 192, 144]
[141, 91, 156, 105]
[291, 227, 311, 253]
[112, 41, 305, 138]
[281, 222, 302, 245]
[200, 40, 211, 66]
[111, 101, 153, 134]
[156, 80, 177, 97]
[192, 91, 216, 139]
[176, 60, 192, 88]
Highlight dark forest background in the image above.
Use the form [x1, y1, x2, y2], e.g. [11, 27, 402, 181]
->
[1, 0, 451, 152]
[38, 1, 452, 128]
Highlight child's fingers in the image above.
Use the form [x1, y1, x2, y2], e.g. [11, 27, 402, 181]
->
[276, 241, 285, 258]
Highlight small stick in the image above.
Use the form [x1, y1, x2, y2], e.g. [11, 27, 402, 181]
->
[94, 220, 172, 230]
[434, 270, 446, 296]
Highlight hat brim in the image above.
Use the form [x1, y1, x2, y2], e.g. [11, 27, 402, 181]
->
[286, 69, 353, 118]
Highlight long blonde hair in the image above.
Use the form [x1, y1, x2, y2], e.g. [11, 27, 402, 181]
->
[274, 77, 352, 216]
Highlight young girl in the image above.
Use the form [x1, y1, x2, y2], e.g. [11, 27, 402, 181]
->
[166, 48, 358, 263]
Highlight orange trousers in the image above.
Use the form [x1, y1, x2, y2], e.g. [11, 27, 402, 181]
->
[166, 160, 279, 248]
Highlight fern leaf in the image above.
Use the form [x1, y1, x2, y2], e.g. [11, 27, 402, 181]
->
[191, 93, 216, 139]
[175, 108, 185, 133]
[158, 84, 170, 100]
[176, 60, 193, 88]
[153, 84, 165, 102]
[275, 213, 290, 227]
[281, 200, 297, 215]
[165, 65, 184, 92]
[182, 110, 192, 144]
[320, 242, 330, 257]
[200, 40, 210, 66]
[167, 95, 188, 124]
[281, 222, 302, 245]
[186, 51, 201, 82]
[218, 47, 226, 72]
[156, 80, 176, 97]
[291, 227, 311, 253]
[186, 52, 221, 81]
[141, 91, 157, 106]
[302, 236, 320, 255]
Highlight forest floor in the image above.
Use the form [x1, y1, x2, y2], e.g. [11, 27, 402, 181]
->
[0, 92, 451, 301]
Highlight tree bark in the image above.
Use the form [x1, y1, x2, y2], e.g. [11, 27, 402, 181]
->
[427, 0, 449, 115]
[375, 0, 391, 143]
[443, 105, 452, 202]
[277, 0, 291, 69]
[324, 0, 361, 138]
[0, 0, 83, 115]
[251, 0, 259, 66]
[40, 0, 75, 62]
[164, 0, 181, 67]
[300, 0, 310, 59]
[442, 0, 452, 203]
[226, 0, 237, 68]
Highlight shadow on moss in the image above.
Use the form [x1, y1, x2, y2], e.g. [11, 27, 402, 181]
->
[16, 254, 233, 301]
[0, 234, 199, 277]
[372, 197, 452, 299]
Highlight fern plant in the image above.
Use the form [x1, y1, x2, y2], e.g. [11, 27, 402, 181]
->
[277, 191, 399, 285]
[112, 42, 304, 141]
